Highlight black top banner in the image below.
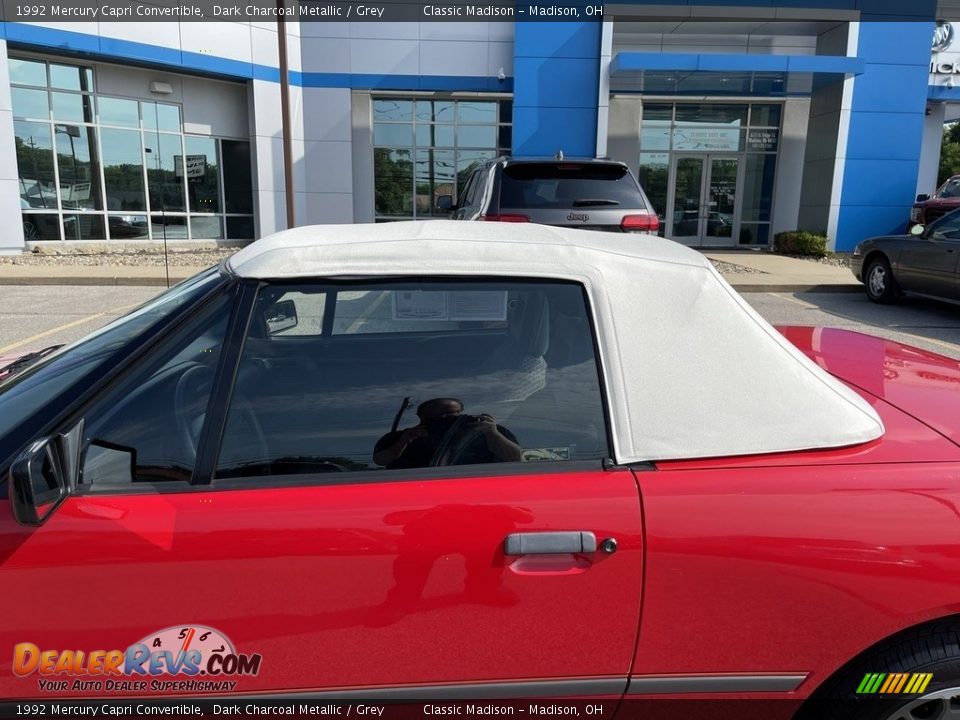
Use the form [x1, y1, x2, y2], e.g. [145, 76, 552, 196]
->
[0, 0, 609, 22]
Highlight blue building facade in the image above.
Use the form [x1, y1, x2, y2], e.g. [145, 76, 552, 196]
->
[0, 2, 955, 253]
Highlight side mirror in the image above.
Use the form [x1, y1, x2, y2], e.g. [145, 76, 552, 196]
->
[10, 435, 71, 526]
[435, 195, 454, 212]
[266, 299, 298, 335]
[916, 194, 931, 202]
[910, 224, 926, 237]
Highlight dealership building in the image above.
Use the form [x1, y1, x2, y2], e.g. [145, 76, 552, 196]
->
[0, 0, 958, 254]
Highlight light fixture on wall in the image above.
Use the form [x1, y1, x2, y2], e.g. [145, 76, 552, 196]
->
[947, 76, 956, 89]
[497, 67, 506, 82]
[149, 81, 173, 95]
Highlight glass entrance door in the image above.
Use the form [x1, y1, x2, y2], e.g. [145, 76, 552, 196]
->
[668, 155, 742, 248]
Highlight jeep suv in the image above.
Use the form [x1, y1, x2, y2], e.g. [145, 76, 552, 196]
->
[440, 158, 658, 233]
[910, 175, 960, 229]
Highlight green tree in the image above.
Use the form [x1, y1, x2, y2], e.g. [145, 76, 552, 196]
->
[939, 123, 960, 187]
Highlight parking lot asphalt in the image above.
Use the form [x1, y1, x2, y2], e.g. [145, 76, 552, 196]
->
[1, 285, 958, 361]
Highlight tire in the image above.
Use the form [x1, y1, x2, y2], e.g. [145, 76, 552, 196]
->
[864, 256, 901, 304]
[796, 621, 960, 720]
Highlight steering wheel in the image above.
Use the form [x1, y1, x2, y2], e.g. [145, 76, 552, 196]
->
[174, 363, 268, 465]
[429, 415, 490, 467]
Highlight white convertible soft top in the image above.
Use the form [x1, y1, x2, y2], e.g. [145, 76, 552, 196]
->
[228, 221, 884, 463]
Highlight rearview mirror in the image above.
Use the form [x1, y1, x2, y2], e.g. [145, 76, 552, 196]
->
[910, 224, 926, 237]
[10, 436, 70, 526]
[916, 194, 930, 202]
[435, 195, 454, 212]
[266, 299, 298, 335]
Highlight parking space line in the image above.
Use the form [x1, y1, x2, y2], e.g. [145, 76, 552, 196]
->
[0, 302, 141, 355]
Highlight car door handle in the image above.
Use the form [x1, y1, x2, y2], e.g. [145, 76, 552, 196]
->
[503, 531, 597, 555]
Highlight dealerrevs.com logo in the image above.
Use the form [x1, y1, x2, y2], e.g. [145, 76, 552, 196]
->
[13, 625, 262, 694]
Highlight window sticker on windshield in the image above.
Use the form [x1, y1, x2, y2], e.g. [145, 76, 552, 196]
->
[449, 291, 507, 321]
[393, 291, 447, 320]
[522, 447, 572, 462]
[392, 291, 508, 321]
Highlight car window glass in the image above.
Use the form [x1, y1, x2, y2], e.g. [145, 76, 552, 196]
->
[500, 164, 645, 210]
[215, 281, 609, 480]
[929, 212, 960, 240]
[458, 171, 478, 209]
[0, 269, 223, 453]
[77, 289, 233, 486]
[468, 168, 487, 207]
[937, 178, 960, 199]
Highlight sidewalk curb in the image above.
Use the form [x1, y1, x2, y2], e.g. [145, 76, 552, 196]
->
[0, 275, 193, 287]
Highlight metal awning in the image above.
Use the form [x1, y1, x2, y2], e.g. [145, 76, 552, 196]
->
[610, 52, 865, 95]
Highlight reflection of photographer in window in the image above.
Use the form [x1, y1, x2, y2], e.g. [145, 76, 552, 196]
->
[374, 398, 521, 469]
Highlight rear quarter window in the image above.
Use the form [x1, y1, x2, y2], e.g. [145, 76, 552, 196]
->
[500, 163, 645, 210]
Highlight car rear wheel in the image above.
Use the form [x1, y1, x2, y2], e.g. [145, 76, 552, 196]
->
[865, 256, 900, 304]
[797, 622, 960, 720]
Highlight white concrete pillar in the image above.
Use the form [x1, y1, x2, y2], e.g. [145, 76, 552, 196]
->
[0, 40, 26, 255]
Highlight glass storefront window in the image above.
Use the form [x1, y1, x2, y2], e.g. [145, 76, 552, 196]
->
[375, 148, 413, 217]
[102, 128, 146, 212]
[675, 104, 748, 126]
[151, 214, 188, 240]
[185, 136, 221, 214]
[374, 100, 413, 122]
[415, 148, 455, 217]
[10, 57, 254, 243]
[638, 102, 781, 247]
[143, 102, 181, 133]
[415, 124, 455, 147]
[221, 140, 253, 215]
[50, 64, 93, 92]
[99, 97, 139, 128]
[15, 120, 57, 210]
[225, 216, 254, 240]
[108, 214, 149, 240]
[374, 96, 510, 220]
[62, 213, 105, 241]
[55, 124, 102, 211]
[416, 100, 454, 122]
[374, 123, 413, 147]
[145, 132, 186, 213]
[750, 104, 782, 128]
[9, 58, 46, 87]
[190, 216, 223, 239]
[457, 101, 497, 124]
[12, 88, 49, 120]
[637, 152, 669, 229]
[52, 91, 94, 124]
[741, 154, 777, 223]
[457, 125, 497, 148]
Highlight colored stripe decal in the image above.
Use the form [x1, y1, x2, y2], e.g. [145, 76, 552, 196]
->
[856, 674, 874, 694]
[916, 674, 933, 694]
[893, 673, 909, 694]
[879, 674, 895, 694]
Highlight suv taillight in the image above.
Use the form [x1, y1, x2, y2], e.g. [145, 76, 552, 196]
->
[482, 214, 529, 223]
[621, 214, 659, 233]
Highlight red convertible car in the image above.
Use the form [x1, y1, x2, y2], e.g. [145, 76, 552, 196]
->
[1, 222, 959, 720]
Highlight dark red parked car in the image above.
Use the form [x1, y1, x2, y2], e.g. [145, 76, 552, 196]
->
[911, 175, 960, 228]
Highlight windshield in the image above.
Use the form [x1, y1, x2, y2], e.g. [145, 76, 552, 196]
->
[499, 163, 646, 210]
[937, 177, 960, 199]
[0, 268, 225, 459]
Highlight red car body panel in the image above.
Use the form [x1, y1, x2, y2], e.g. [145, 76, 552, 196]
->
[640, 326, 960, 701]
[3, 324, 960, 706]
[780, 326, 960, 448]
[0, 469, 643, 699]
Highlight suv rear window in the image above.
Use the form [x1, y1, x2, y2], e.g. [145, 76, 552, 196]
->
[500, 163, 645, 210]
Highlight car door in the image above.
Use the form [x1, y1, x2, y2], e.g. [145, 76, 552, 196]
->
[1, 277, 643, 700]
[898, 214, 960, 299]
